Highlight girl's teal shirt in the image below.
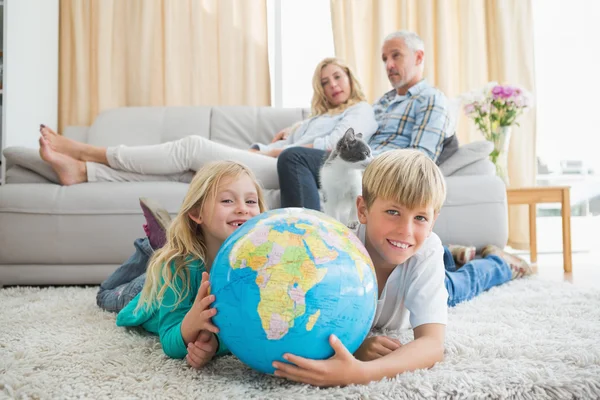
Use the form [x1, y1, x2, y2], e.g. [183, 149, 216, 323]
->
[116, 258, 228, 359]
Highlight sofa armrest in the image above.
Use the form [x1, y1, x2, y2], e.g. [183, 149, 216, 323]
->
[451, 159, 496, 176]
[6, 165, 53, 184]
[440, 140, 493, 176]
[434, 174, 508, 249]
[2, 147, 59, 183]
[63, 126, 90, 143]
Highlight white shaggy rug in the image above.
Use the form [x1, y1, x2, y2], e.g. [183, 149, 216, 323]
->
[2, 278, 600, 400]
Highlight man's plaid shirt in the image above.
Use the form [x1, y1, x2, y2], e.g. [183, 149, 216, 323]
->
[369, 80, 451, 162]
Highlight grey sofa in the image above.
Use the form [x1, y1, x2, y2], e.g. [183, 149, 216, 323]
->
[0, 106, 508, 286]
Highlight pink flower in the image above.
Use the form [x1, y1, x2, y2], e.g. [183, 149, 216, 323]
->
[492, 86, 504, 99]
[502, 86, 515, 98]
[464, 104, 476, 114]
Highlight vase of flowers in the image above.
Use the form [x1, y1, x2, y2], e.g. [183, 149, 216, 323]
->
[462, 83, 532, 186]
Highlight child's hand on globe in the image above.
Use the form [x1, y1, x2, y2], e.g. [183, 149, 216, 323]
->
[180, 271, 220, 344]
[353, 336, 402, 362]
[273, 334, 369, 387]
[186, 330, 218, 369]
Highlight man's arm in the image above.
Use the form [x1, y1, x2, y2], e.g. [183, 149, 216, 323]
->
[409, 93, 451, 162]
[361, 323, 445, 382]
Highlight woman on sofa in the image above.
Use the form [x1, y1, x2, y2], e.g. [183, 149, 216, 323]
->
[38, 57, 377, 189]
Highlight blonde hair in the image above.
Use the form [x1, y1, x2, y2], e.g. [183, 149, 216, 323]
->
[137, 161, 267, 312]
[362, 149, 446, 213]
[310, 57, 367, 116]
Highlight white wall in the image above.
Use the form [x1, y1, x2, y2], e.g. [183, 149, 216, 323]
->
[2, 0, 59, 180]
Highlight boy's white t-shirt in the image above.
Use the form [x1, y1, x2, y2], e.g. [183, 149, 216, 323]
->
[356, 224, 448, 330]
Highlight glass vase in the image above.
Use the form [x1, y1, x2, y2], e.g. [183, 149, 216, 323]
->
[488, 126, 511, 186]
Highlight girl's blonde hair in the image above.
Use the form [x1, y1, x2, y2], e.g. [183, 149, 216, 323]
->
[362, 149, 446, 213]
[310, 57, 367, 116]
[137, 161, 267, 312]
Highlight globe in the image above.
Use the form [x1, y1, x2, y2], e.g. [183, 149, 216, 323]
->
[209, 207, 377, 375]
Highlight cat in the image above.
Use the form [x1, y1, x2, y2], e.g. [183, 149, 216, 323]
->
[320, 128, 373, 229]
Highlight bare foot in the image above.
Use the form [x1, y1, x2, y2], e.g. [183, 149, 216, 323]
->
[39, 136, 88, 186]
[40, 124, 87, 161]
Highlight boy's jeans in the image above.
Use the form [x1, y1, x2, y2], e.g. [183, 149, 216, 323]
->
[96, 237, 154, 313]
[443, 246, 512, 307]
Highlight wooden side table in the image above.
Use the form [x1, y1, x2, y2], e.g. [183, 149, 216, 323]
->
[506, 186, 572, 272]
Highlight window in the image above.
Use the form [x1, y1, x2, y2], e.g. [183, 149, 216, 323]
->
[267, 0, 335, 108]
[533, 0, 600, 217]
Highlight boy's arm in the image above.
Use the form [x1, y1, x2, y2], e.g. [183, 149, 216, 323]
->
[360, 323, 445, 382]
[273, 324, 444, 387]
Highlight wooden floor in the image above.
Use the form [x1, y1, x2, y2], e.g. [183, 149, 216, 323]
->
[524, 251, 600, 288]
[511, 215, 599, 288]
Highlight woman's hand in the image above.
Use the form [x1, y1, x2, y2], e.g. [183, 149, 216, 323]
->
[271, 128, 290, 143]
[272, 334, 369, 387]
[186, 330, 219, 369]
[180, 272, 219, 344]
[353, 336, 402, 362]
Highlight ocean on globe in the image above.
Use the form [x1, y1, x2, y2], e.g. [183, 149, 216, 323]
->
[209, 207, 377, 375]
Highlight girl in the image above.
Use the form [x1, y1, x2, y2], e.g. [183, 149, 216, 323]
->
[36, 58, 377, 188]
[101, 161, 267, 369]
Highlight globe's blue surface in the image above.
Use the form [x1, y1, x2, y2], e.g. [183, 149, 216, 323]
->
[210, 208, 377, 374]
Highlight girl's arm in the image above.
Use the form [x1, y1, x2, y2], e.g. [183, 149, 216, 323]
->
[157, 270, 227, 359]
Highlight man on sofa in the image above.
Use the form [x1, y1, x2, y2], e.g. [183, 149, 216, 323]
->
[277, 30, 458, 210]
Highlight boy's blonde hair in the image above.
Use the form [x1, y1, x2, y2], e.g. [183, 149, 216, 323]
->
[137, 161, 267, 312]
[311, 57, 367, 116]
[362, 149, 446, 213]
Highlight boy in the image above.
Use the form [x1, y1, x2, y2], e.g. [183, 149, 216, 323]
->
[272, 149, 532, 386]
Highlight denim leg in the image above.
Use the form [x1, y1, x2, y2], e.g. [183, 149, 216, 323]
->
[96, 237, 154, 312]
[444, 254, 513, 307]
[442, 246, 457, 272]
[97, 273, 148, 313]
[277, 147, 327, 210]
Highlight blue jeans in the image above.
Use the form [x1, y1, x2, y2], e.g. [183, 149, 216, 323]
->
[443, 246, 512, 307]
[277, 147, 327, 209]
[96, 237, 154, 313]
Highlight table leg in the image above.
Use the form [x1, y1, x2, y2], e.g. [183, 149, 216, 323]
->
[529, 203, 537, 264]
[561, 188, 572, 273]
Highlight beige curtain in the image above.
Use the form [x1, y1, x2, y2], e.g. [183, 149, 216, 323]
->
[59, 0, 271, 131]
[331, 0, 536, 250]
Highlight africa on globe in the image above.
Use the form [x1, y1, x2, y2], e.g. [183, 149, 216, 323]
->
[209, 208, 377, 374]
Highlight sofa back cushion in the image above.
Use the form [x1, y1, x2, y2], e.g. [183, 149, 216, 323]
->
[86, 106, 309, 148]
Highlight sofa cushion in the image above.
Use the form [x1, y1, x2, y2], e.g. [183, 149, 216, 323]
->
[437, 134, 459, 166]
[0, 182, 189, 265]
[87, 106, 213, 147]
[210, 106, 306, 149]
[0, 180, 281, 266]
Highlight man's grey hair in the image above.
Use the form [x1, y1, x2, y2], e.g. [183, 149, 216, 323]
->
[383, 30, 425, 53]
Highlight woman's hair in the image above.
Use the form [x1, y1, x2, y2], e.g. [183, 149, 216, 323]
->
[310, 57, 367, 116]
[136, 161, 267, 312]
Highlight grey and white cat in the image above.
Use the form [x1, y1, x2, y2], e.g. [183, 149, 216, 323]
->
[320, 128, 373, 228]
